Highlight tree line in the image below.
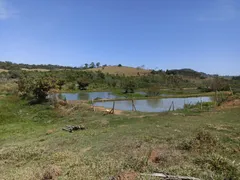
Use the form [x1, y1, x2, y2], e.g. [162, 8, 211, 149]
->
[0, 61, 105, 70]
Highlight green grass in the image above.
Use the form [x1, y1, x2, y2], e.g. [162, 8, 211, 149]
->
[0, 95, 240, 179]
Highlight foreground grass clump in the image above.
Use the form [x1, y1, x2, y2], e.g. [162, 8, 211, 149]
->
[0, 95, 240, 179]
[178, 130, 218, 152]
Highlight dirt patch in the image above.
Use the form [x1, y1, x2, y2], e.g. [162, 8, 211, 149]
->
[111, 171, 138, 180]
[46, 129, 55, 135]
[94, 106, 123, 115]
[148, 146, 184, 166]
[40, 165, 62, 180]
[148, 149, 166, 163]
[217, 99, 240, 110]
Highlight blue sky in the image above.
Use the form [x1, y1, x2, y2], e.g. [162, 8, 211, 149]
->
[0, 0, 239, 75]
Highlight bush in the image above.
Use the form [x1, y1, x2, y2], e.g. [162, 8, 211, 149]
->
[77, 78, 90, 90]
[18, 75, 58, 102]
[67, 83, 76, 90]
[122, 80, 136, 93]
[56, 79, 65, 90]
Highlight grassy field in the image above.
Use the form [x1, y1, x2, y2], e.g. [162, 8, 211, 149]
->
[86, 66, 151, 76]
[0, 95, 239, 180]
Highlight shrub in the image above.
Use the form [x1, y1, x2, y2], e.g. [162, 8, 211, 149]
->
[56, 79, 65, 90]
[122, 80, 136, 93]
[77, 78, 90, 90]
[18, 75, 58, 102]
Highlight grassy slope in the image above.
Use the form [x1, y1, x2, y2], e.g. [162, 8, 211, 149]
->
[0, 96, 240, 179]
[86, 66, 151, 76]
[1, 66, 150, 76]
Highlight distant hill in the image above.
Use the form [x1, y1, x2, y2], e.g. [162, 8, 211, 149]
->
[0, 61, 78, 70]
[166, 68, 209, 78]
[86, 66, 151, 76]
[0, 61, 151, 76]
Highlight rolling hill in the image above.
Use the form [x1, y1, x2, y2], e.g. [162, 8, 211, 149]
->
[86, 66, 151, 76]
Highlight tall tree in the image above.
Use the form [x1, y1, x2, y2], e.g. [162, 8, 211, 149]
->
[89, 62, 95, 68]
[96, 62, 100, 68]
[84, 63, 88, 69]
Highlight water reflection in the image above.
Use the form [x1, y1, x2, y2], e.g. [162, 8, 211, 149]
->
[94, 96, 212, 112]
[59, 92, 121, 100]
[146, 99, 162, 108]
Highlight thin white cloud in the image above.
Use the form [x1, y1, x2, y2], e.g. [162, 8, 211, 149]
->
[0, 0, 17, 20]
[199, 0, 238, 21]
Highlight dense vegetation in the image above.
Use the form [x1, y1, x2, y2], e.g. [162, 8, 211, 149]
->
[1, 61, 239, 102]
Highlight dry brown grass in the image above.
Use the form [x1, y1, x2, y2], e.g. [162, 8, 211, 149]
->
[21, 68, 50, 72]
[86, 66, 150, 76]
[0, 69, 8, 72]
[0, 81, 18, 94]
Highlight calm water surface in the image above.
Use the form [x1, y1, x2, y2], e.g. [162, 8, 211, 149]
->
[59, 92, 122, 100]
[94, 97, 212, 112]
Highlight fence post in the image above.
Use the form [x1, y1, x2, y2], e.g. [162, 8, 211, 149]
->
[109, 101, 115, 114]
[92, 98, 95, 111]
[132, 99, 136, 111]
[200, 97, 203, 110]
[168, 102, 172, 112]
[112, 101, 115, 114]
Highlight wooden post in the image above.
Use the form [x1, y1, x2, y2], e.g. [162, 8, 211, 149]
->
[109, 101, 115, 114]
[168, 101, 174, 111]
[200, 98, 203, 110]
[132, 99, 136, 111]
[168, 102, 172, 112]
[112, 101, 115, 114]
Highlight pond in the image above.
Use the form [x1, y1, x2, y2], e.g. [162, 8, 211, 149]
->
[94, 96, 213, 112]
[58, 92, 123, 100]
[59, 91, 172, 101]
